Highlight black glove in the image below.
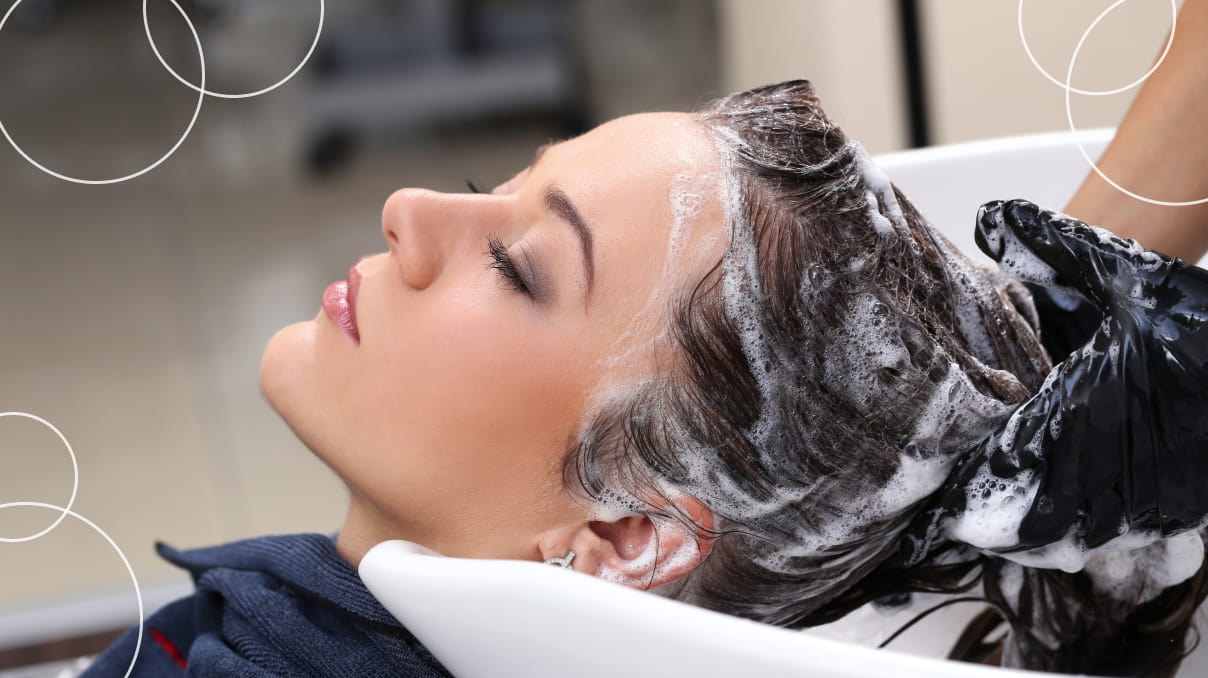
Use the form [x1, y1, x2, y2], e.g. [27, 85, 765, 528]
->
[903, 199, 1208, 565]
[1025, 283, 1102, 364]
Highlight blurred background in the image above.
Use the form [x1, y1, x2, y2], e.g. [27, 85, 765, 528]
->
[0, 0, 1177, 669]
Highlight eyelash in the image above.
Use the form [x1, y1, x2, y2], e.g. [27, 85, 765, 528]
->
[486, 234, 530, 296]
[469, 178, 533, 298]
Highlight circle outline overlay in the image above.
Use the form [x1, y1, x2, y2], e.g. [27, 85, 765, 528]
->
[0, 412, 79, 543]
[0, 0, 205, 185]
[1062, 0, 1208, 206]
[0, 502, 145, 678]
[1018, 0, 1176, 96]
[1018, 0, 1206, 206]
[142, 0, 325, 99]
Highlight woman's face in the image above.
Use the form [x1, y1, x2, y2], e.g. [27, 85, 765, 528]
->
[260, 112, 725, 561]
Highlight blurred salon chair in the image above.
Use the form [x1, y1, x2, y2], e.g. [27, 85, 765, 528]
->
[304, 0, 585, 175]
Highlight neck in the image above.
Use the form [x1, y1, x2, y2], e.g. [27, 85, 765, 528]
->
[335, 492, 425, 568]
[334, 488, 558, 566]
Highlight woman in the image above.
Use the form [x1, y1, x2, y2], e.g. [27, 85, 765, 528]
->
[83, 80, 1208, 678]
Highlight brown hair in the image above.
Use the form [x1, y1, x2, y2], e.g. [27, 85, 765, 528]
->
[564, 80, 1208, 676]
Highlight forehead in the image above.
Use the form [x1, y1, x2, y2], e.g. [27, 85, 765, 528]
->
[539, 112, 728, 366]
[552, 112, 720, 186]
[543, 112, 726, 246]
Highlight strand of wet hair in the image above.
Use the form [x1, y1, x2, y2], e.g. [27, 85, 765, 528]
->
[876, 596, 1010, 650]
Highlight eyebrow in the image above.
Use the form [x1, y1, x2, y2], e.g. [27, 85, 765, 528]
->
[526, 139, 594, 303]
[542, 185, 594, 302]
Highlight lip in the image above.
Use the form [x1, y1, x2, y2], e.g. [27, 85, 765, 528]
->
[322, 260, 364, 345]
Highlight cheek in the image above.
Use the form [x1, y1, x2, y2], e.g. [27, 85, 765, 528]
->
[352, 291, 593, 473]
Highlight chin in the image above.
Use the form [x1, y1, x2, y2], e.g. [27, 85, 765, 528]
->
[260, 319, 328, 446]
[259, 317, 362, 491]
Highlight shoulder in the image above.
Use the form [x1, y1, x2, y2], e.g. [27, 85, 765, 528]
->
[82, 533, 453, 677]
[80, 595, 194, 677]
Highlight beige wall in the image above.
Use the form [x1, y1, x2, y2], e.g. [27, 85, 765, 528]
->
[718, 0, 907, 153]
[719, 0, 1180, 151]
[922, 0, 1177, 144]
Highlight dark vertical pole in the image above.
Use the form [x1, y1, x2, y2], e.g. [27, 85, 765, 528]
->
[897, 0, 932, 148]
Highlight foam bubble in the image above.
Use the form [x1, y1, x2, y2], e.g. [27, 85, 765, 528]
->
[906, 359, 1014, 461]
[668, 131, 1024, 579]
[998, 533, 1089, 573]
[581, 119, 1050, 612]
[1047, 410, 1062, 441]
[990, 207, 1166, 311]
[997, 562, 1024, 609]
[598, 165, 721, 372]
[997, 239, 1060, 288]
[946, 466, 1039, 551]
[852, 142, 905, 236]
[666, 171, 706, 264]
[1084, 531, 1205, 602]
[596, 511, 703, 589]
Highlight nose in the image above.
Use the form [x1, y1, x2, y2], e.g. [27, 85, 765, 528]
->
[381, 188, 493, 290]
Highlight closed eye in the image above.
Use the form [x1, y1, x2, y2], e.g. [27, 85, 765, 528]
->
[486, 234, 531, 297]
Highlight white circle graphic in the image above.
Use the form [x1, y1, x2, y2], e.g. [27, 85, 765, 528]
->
[1019, 0, 1208, 206]
[0, 502, 144, 678]
[0, 0, 206, 185]
[143, 0, 325, 99]
[0, 412, 79, 543]
[1062, 0, 1208, 206]
[1018, 0, 1175, 96]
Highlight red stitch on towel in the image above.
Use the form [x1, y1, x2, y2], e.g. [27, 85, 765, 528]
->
[150, 627, 188, 669]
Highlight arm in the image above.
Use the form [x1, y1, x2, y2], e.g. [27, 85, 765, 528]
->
[1063, 0, 1208, 262]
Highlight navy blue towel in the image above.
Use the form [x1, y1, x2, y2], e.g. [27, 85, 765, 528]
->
[81, 533, 453, 677]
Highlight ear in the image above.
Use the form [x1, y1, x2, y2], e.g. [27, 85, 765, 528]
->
[536, 492, 715, 590]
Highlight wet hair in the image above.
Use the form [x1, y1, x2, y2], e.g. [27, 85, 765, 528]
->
[563, 80, 1208, 676]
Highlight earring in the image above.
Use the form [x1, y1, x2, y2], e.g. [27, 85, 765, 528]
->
[544, 550, 575, 569]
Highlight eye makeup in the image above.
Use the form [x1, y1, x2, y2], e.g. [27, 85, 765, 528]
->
[486, 234, 532, 296]
[470, 170, 566, 306]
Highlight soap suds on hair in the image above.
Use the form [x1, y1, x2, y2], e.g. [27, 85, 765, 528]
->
[659, 140, 1018, 579]
[940, 213, 1208, 592]
[1084, 531, 1205, 603]
[598, 164, 720, 373]
[853, 141, 905, 236]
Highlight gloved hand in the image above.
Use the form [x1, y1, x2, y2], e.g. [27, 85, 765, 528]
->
[903, 199, 1208, 567]
[1024, 283, 1102, 365]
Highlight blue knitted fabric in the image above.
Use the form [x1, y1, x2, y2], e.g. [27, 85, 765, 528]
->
[81, 533, 454, 677]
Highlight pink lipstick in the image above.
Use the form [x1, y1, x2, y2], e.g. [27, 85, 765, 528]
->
[322, 261, 363, 345]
